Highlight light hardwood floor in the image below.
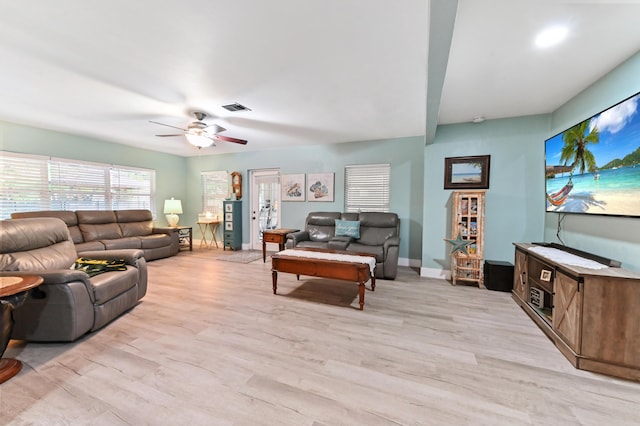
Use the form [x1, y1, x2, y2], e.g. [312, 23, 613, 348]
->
[2, 248, 639, 425]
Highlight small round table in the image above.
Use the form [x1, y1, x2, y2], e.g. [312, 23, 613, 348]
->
[0, 275, 43, 384]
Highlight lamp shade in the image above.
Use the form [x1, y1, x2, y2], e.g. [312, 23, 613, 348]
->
[164, 198, 183, 227]
[164, 198, 183, 214]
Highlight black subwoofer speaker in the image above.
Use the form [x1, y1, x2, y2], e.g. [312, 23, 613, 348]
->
[484, 260, 514, 292]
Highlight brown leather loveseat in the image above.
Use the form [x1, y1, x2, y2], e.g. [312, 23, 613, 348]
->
[11, 209, 179, 261]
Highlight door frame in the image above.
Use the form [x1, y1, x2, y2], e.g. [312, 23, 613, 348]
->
[249, 168, 281, 250]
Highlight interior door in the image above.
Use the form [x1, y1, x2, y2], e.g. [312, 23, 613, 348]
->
[249, 169, 281, 250]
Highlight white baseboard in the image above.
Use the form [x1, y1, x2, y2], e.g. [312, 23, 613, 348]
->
[398, 257, 421, 268]
[420, 267, 450, 280]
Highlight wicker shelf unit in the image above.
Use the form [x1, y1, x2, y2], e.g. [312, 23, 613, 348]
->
[450, 190, 486, 287]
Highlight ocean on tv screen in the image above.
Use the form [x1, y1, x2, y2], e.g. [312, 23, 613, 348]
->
[545, 92, 640, 217]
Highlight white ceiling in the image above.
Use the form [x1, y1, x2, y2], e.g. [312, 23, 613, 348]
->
[0, 1, 639, 157]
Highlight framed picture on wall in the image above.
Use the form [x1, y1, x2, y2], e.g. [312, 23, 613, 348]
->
[281, 173, 306, 201]
[444, 155, 491, 189]
[307, 172, 334, 202]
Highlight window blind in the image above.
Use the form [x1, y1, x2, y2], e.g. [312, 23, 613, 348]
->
[201, 170, 228, 217]
[110, 166, 155, 211]
[0, 152, 50, 215]
[344, 163, 390, 212]
[0, 151, 156, 219]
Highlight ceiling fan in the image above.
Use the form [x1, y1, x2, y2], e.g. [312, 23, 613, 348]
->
[150, 112, 248, 148]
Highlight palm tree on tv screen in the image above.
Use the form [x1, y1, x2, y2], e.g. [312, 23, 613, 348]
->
[560, 119, 599, 175]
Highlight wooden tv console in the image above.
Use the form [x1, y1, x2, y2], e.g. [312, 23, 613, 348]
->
[512, 243, 640, 381]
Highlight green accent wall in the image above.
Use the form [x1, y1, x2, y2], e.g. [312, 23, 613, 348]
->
[422, 115, 549, 273]
[0, 121, 186, 220]
[2, 51, 638, 271]
[185, 137, 425, 262]
[544, 52, 640, 271]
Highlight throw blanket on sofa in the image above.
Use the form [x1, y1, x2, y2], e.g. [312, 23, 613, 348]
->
[73, 258, 127, 277]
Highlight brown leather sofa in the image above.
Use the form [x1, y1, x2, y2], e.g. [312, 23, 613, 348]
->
[285, 211, 400, 279]
[11, 209, 179, 260]
[0, 217, 147, 342]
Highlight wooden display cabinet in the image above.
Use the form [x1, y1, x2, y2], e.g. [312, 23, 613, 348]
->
[512, 242, 640, 381]
[450, 190, 486, 287]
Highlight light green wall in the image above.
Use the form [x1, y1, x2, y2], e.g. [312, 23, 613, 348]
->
[424, 52, 640, 273]
[185, 137, 425, 262]
[422, 115, 549, 273]
[0, 121, 187, 221]
[3, 52, 638, 271]
[544, 52, 640, 271]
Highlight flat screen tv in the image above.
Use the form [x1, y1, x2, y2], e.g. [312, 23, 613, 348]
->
[545, 91, 640, 217]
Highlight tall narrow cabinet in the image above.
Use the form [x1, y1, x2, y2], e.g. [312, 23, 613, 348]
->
[223, 200, 242, 250]
[450, 190, 486, 287]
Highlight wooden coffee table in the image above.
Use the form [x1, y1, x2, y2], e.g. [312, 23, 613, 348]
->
[1, 275, 43, 384]
[262, 228, 299, 262]
[271, 248, 376, 310]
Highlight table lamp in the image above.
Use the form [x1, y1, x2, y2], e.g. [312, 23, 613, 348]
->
[164, 198, 183, 227]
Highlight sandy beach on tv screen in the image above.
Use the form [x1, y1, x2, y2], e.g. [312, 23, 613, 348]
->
[558, 190, 640, 216]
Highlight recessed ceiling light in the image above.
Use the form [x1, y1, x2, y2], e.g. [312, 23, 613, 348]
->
[535, 26, 569, 48]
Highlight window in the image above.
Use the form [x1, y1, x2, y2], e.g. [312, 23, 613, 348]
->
[0, 151, 156, 219]
[344, 163, 390, 212]
[201, 170, 229, 219]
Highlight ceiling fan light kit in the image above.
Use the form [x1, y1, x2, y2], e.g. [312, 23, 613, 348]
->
[151, 111, 248, 148]
[185, 133, 215, 148]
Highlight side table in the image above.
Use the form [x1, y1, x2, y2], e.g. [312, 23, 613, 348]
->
[176, 226, 193, 251]
[262, 228, 299, 262]
[197, 221, 221, 249]
[1, 275, 43, 384]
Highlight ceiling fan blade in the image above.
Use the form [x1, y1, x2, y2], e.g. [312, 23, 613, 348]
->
[155, 134, 185, 137]
[205, 124, 226, 133]
[149, 121, 187, 131]
[214, 134, 248, 145]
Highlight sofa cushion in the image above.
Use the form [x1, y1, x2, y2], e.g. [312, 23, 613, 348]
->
[295, 241, 333, 249]
[306, 212, 341, 242]
[119, 221, 153, 237]
[335, 219, 360, 239]
[76, 210, 118, 224]
[115, 209, 153, 223]
[11, 211, 84, 244]
[357, 212, 398, 246]
[77, 211, 123, 242]
[116, 210, 154, 237]
[79, 223, 123, 242]
[101, 237, 141, 251]
[0, 218, 78, 270]
[76, 241, 106, 252]
[347, 243, 384, 262]
[89, 267, 138, 305]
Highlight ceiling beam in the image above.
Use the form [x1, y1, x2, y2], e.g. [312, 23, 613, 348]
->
[425, 0, 458, 144]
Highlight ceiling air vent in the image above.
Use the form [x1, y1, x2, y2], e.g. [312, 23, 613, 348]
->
[222, 102, 251, 112]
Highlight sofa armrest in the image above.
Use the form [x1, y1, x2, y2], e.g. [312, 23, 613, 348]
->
[328, 236, 353, 250]
[152, 227, 178, 236]
[152, 227, 180, 255]
[1, 269, 90, 285]
[383, 236, 400, 252]
[0, 269, 96, 303]
[286, 231, 310, 248]
[78, 249, 145, 266]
